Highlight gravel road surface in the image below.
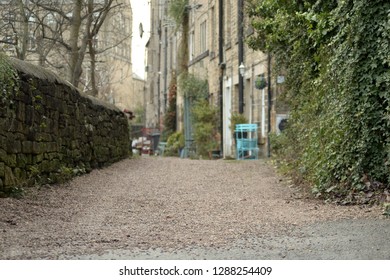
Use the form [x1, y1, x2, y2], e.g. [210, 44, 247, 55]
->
[0, 157, 388, 259]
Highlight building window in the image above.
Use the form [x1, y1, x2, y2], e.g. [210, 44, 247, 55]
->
[28, 34, 36, 51]
[225, 0, 232, 47]
[3, 11, 15, 24]
[200, 20, 207, 53]
[189, 31, 194, 61]
[211, 6, 216, 54]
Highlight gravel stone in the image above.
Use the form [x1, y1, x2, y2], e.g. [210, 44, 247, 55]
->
[0, 157, 384, 259]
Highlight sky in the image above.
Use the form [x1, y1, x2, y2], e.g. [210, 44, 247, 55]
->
[130, 0, 150, 80]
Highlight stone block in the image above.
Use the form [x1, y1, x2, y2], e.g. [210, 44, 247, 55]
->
[22, 141, 33, 154]
[0, 148, 6, 162]
[15, 101, 25, 122]
[4, 154, 17, 167]
[17, 154, 28, 168]
[33, 154, 43, 164]
[32, 142, 44, 154]
[0, 119, 6, 135]
[46, 142, 57, 152]
[0, 162, 4, 177]
[7, 119, 25, 134]
[4, 167, 17, 186]
[25, 105, 34, 126]
[35, 132, 52, 142]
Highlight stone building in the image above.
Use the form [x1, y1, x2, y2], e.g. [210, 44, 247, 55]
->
[0, 0, 144, 115]
[146, 0, 288, 157]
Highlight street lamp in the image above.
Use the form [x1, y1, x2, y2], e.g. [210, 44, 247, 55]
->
[239, 62, 245, 77]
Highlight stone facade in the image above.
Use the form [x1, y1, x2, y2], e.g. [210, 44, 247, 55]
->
[146, 0, 289, 157]
[0, 57, 129, 191]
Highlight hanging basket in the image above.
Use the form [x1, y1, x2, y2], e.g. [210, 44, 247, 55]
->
[255, 76, 267, 90]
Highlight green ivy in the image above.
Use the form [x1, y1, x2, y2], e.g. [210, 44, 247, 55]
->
[168, 0, 188, 27]
[248, 0, 390, 202]
[0, 52, 19, 105]
[162, 75, 178, 141]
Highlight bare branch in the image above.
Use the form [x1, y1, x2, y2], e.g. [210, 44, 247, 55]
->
[29, 0, 71, 22]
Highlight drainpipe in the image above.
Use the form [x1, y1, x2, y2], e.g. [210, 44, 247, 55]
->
[163, 26, 168, 112]
[238, 0, 244, 114]
[157, 21, 162, 130]
[219, 0, 224, 156]
[267, 53, 272, 157]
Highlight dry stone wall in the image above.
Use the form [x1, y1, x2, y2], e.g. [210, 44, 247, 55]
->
[0, 57, 129, 191]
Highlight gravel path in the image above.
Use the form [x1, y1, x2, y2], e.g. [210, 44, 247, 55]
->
[0, 157, 387, 259]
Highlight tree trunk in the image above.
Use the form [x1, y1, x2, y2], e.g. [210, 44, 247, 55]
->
[88, 0, 98, 96]
[16, 0, 28, 60]
[178, 12, 189, 75]
[68, 0, 82, 86]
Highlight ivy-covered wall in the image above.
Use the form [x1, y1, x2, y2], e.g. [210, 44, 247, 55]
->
[247, 0, 390, 203]
[0, 57, 129, 191]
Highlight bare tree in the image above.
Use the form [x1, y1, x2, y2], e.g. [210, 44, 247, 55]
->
[0, 0, 30, 60]
[0, 0, 132, 95]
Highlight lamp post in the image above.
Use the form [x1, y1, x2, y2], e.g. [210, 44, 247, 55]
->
[239, 62, 245, 77]
[238, 0, 244, 114]
[267, 54, 272, 158]
[238, 61, 245, 115]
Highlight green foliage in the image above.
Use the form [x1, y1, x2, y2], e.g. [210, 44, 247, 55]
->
[162, 75, 178, 141]
[168, 0, 189, 26]
[0, 52, 19, 105]
[384, 203, 390, 217]
[179, 73, 208, 99]
[0, 186, 24, 199]
[248, 0, 390, 203]
[165, 131, 185, 156]
[192, 99, 219, 158]
[133, 104, 145, 124]
[229, 113, 248, 135]
[179, 73, 219, 158]
[169, 0, 190, 74]
[254, 75, 267, 90]
[269, 132, 288, 156]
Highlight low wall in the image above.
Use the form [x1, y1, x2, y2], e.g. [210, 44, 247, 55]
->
[0, 57, 129, 191]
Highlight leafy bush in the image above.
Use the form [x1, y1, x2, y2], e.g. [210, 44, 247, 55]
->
[165, 131, 185, 156]
[192, 99, 219, 158]
[0, 52, 19, 105]
[180, 73, 208, 99]
[248, 0, 390, 203]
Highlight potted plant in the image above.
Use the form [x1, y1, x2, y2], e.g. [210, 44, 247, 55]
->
[255, 75, 267, 90]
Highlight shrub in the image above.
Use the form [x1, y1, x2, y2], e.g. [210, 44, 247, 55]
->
[248, 0, 390, 203]
[192, 100, 219, 158]
[165, 131, 184, 156]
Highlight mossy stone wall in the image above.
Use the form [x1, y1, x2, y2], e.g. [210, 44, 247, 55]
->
[0, 58, 129, 190]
